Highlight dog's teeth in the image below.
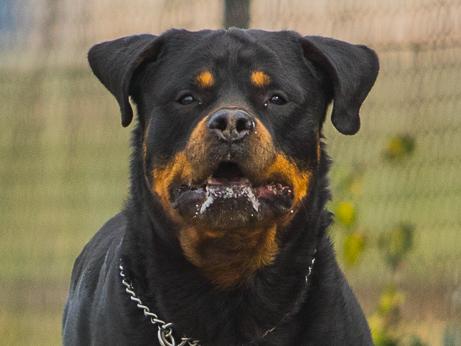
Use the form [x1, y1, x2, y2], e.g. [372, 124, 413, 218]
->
[199, 185, 218, 213]
[243, 186, 260, 212]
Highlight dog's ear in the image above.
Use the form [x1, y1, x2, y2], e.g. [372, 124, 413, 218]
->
[301, 36, 379, 135]
[88, 34, 162, 127]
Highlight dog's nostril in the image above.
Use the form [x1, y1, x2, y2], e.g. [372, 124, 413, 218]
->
[209, 115, 228, 132]
[207, 109, 255, 142]
[235, 115, 254, 133]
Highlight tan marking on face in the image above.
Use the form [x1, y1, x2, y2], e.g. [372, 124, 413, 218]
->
[182, 117, 210, 172]
[239, 118, 277, 179]
[151, 117, 209, 219]
[263, 153, 312, 205]
[196, 70, 214, 88]
[152, 151, 193, 221]
[250, 70, 270, 88]
[253, 118, 274, 149]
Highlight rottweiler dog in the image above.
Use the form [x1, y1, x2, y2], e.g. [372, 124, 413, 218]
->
[63, 28, 379, 345]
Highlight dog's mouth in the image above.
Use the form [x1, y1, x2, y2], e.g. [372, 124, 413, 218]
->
[170, 161, 294, 230]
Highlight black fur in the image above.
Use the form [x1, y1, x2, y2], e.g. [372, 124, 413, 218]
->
[63, 29, 379, 345]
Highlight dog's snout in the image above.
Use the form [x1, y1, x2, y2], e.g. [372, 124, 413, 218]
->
[207, 109, 255, 142]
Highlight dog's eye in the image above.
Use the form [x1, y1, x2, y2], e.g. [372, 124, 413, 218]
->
[177, 94, 197, 105]
[269, 94, 287, 105]
[264, 94, 288, 108]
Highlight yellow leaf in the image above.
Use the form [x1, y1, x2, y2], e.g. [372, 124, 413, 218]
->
[378, 286, 404, 315]
[343, 231, 366, 267]
[335, 201, 357, 228]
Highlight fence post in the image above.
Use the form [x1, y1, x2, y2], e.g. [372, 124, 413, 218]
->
[223, 0, 250, 28]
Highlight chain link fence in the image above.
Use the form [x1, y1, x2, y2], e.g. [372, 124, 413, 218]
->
[1, 0, 460, 344]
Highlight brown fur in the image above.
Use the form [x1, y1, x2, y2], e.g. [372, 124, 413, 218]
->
[179, 225, 278, 288]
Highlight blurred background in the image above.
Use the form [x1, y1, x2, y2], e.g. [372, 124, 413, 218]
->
[1, 0, 460, 345]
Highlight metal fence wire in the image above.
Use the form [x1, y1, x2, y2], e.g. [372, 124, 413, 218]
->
[0, 0, 460, 344]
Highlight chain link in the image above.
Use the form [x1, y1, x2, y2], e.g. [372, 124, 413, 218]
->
[119, 252, 315, 345]
[119, 263, 200, 346]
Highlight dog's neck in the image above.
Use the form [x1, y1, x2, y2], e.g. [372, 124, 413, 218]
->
[121, 126, 333, 343]
[178, 224, 280, 288]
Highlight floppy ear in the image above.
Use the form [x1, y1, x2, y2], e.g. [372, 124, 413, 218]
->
[301, 36, 379, 135]
[88, 34, 162, 127]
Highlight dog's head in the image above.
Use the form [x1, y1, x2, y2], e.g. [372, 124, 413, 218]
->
[89, 29, 378, 287]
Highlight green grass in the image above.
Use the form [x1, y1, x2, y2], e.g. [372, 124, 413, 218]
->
[1, 63, 460, 345]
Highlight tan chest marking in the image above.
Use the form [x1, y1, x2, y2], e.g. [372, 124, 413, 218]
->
[179, 225, 278, 288]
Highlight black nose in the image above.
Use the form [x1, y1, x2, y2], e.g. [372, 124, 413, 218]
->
[207, 109, 255, 142]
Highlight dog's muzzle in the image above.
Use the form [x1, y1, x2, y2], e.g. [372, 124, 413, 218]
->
[207, 108, 256, 143]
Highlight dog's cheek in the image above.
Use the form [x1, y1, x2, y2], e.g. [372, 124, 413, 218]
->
[266, 153, 313, 206]
[151, 152, 193, 219]
[184, 117, 213, 179]
[244, 119, 314, 213]
[244, 118, 277, 174]
[244, 118, 311, 202]
[149, 118, 211, 221]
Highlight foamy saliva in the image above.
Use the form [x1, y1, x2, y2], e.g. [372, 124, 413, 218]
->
[199, 183, 260, 215]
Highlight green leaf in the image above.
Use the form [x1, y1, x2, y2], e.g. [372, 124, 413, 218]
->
[377, 285, 404, 316]
[369, 312, 400, 346]
[335, 200, 357, 228]
[343, 231, 366, 267]
[383, 134, 416, 162]
[378, 223, 415, 270]
[369, 313, 400, 346]
[374, 336, 399, 346]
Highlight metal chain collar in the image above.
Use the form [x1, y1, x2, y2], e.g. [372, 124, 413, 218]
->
[119, 252, 316, 346]
[119, 263, 200, 346]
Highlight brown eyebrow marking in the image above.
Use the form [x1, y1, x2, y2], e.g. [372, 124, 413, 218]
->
[250, 70, 271, 87]
[196, 70, 214, 88]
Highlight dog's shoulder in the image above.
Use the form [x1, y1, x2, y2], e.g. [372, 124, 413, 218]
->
[69, 213, 126, 291]
[63, 213, 126, 342]
[293, 237, 372, 344]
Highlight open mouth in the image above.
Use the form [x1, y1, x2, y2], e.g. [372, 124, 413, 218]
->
[171, 161, 294, 229]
